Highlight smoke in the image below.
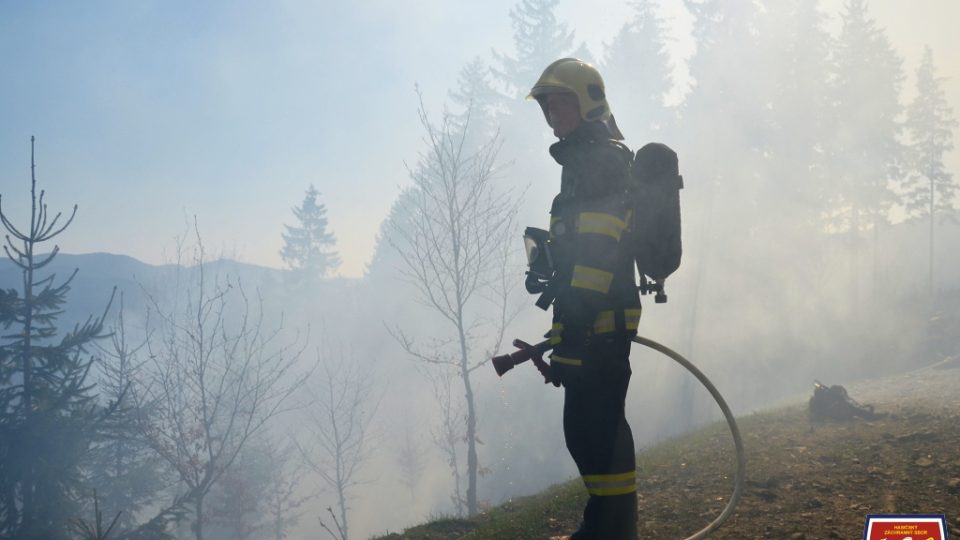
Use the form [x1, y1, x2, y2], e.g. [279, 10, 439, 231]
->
[3, 1, 960, 539]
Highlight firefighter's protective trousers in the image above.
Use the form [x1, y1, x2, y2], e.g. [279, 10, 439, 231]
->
[564, 334, 637, 540]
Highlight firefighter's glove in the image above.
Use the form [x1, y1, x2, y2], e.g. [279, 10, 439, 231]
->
[514, 339, 559, 387]
[524, 272, 549, 294]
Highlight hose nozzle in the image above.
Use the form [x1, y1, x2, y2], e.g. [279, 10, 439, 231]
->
[492, 339, 552, 377]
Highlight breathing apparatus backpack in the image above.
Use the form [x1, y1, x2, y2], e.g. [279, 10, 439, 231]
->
[524, 141, 683, 307]
[628, 142, 684, 303]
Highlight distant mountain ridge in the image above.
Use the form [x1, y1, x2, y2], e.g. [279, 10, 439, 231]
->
[0, 251, 288, 281]
[0, 252, 294, 329]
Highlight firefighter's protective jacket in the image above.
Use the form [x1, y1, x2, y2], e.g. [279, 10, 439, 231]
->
[547, 121, 641, 356]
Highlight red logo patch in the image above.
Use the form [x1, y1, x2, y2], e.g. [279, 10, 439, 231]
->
[863, 515, 948, 540]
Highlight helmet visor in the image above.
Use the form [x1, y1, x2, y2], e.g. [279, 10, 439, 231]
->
[527, 84, 574, 100]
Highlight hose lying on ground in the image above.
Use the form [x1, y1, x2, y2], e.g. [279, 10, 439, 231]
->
[631, 335, 745, 540]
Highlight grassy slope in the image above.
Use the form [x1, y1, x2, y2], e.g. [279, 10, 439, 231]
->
[371, 414, 755, 540]
[373, 364, 960, 540]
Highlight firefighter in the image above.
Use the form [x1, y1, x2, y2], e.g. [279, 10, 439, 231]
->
[528, 58, 641, 540]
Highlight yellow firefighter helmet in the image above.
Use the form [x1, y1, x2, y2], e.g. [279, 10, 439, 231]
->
[528, 58, 624, 139]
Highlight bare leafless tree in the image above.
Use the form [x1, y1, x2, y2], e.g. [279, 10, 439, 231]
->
[87, 295, 168, 537]
[263, 439, 316, 540]
[395, 422, 427, 500]
[132, 226, 307, 540]
[425, 367, 467, 515]
[296, 346, 379, 540]
[386, 93, 523, 516]
[204, 434, 315, 540]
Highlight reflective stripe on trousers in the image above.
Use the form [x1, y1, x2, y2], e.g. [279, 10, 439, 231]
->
[582, 470, 636, 496]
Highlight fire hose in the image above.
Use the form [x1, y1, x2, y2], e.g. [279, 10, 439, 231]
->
[493, 335, 745, 540]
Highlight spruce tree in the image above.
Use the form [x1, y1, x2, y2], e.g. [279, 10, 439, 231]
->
[828, 0, 904, 298]
[492, 0, 575, 101]
[366, 187, 418, 280]
[602, 0, 674, 137]
[675, 0, 763, 431]
[0, 137, 115, 539]
[753, 0, 833, 226]
[902, 45, 958, 294]
[490, 0, 577, 222]
[279, 185, 340, 283]
[681, 0, 764, 198]
[449, 57, 503, 143]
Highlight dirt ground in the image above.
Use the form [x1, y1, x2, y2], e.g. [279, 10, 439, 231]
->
[615, 358, 960, 540]
[380, 359, 960, 540]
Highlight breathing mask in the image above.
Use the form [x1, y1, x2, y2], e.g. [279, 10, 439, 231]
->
[522, 227, 556, 310]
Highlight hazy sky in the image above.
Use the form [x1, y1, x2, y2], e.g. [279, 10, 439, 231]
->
[1, 1, 957, 277]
